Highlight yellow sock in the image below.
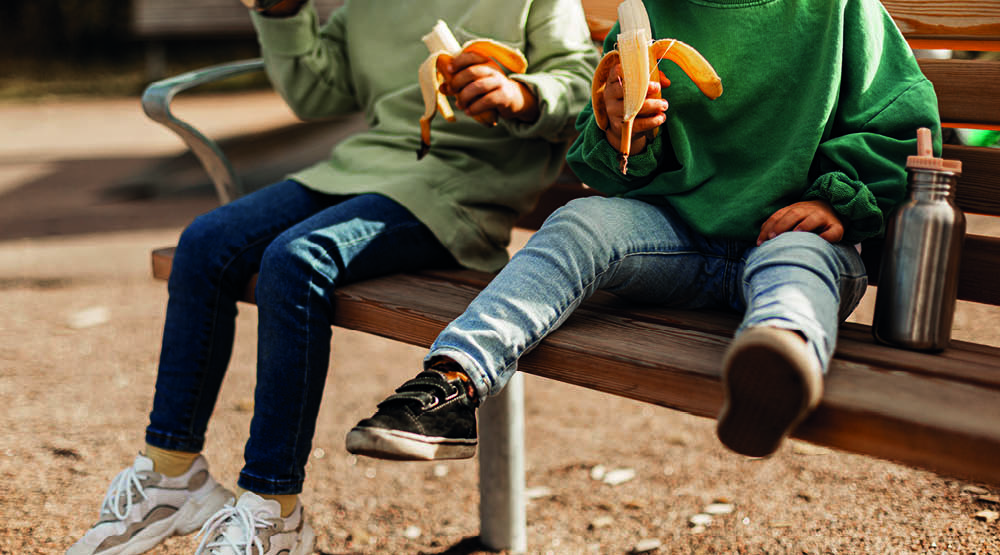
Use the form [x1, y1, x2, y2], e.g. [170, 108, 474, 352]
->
[144, 444, 199, 477]
[237, 487, 298, 518]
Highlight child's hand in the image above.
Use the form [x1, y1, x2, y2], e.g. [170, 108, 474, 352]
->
[757, 200, 844, 245]
[442, 51, 540, 123]
[601, 62, 670, 154]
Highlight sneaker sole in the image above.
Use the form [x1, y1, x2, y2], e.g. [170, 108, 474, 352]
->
[70, 484, 234, 555]
[716, 328, 822, 458]
[345, 427, 477, 461]
[293, 522, 316, 555]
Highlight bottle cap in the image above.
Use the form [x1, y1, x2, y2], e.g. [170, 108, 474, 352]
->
[906, 127, 962, 175]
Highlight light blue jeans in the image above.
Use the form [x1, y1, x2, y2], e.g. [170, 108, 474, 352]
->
[428, 197, 868, 399]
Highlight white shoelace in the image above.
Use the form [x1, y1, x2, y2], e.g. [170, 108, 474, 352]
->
[99, 465, 148, 520]
[195, 502, 272, 554]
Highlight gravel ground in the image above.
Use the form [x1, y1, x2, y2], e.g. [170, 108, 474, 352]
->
[2, 226, 999, 555]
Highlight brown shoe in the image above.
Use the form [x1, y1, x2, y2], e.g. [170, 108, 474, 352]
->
[716, 326, 823, 457]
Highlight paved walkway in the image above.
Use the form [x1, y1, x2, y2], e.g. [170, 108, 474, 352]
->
[0, 90, 362, 242]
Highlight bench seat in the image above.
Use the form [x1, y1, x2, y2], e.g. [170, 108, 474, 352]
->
[152, 247, 1000, 485]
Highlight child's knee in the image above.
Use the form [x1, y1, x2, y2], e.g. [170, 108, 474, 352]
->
[546, 196, 642, 246]
[747, 231, 842, 275]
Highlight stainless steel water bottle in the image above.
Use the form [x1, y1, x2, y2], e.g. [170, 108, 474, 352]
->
[872, 127, 964, 351]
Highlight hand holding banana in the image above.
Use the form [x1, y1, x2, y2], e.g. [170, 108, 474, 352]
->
[599, 62, 671, 158]
[440, 52, 539, 125]
[593, 0, 723, 173]
[417, 20, 529, 159]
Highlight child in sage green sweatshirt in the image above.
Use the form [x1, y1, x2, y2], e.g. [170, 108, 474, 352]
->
[68, 0, 598, 553]
[347, 0, 940, 469]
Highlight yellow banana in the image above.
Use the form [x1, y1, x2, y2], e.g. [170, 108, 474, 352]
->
[592, 0, 723, 173]
[417, 20, 528, 159]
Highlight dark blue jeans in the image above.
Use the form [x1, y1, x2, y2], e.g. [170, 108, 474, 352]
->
[145, 180, 455, 494]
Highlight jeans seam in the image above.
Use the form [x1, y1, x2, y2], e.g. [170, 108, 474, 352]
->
[188, 231, 282, 442]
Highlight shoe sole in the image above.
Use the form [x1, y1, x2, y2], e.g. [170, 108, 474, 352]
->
[71, 484, 234, 555]
[345, 427, 477, 461]
[716, 328, 822, 458]
[292, 522, 316, 555]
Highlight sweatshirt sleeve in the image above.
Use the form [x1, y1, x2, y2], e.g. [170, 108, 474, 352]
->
[251, 1, 359, 120]
[565, 22, 671, 195]
[803, 1, 941, 244]
[499, 0, 601, 143]
[804, 79, 940, 243]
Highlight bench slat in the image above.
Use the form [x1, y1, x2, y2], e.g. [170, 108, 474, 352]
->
[329, 271, 1000, 486]
[424, 267, 1000, 388]
[948, 145, 1000, 217]
[920, 59, 1000, 128]
[883, 0, 1000, 43]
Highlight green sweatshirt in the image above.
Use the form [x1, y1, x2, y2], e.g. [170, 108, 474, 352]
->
[567, 0, 941, 244]
[251, 0, 599, 271]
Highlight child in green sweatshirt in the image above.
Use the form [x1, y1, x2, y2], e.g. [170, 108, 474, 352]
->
[347, 0, 941, 466]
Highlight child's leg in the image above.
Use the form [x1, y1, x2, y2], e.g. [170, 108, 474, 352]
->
[145, 180, 328, 457]
[348, 197, 746, 460]
[240, 194, 455, 495]
[70, 182, 327, 555]
[718, 231, 867, 457]
[428, 196, 735, 399]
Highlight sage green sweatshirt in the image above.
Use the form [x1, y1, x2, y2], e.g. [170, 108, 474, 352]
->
[567, 0, 941, 244]
[251, 0, 599, 271]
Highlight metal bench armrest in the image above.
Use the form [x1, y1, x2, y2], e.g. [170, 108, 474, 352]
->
[141, 58, 266, 204]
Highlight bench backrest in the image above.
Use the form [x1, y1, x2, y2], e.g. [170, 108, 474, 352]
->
[131, 0, 343, 38]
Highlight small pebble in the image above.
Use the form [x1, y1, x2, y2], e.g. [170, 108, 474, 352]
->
[525, 486, 554, 499]
[588, 515, 614, 530]
[631, 538, 662, 553]
[962, 485, 990, 495]
[590, 465, 606, 480]
[704, 503, 734, 515]
[67, 306, 110, 329]
[974, 510, 999, 523]
[603, 468, 636, 486]
[689, 513, 712, 527]
[402, 525, 421, 539]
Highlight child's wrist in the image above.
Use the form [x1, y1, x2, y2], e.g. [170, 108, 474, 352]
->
[511, 80, 539, 123]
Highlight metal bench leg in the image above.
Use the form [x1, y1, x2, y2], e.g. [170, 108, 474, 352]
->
[477, 373, 526, 553]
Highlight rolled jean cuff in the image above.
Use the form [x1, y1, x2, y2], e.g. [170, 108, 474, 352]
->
[237, 470, 303, 496]
[145, 428, 204, 454]
[425, 348, 492, 400]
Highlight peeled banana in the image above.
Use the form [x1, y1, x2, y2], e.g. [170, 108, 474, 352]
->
[592, 0, 723, 173]
[417, 20, 528, 159]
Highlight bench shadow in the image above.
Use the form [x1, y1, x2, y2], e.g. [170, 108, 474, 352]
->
[0, 117, 360, 242]
[314, 536, 495, 555]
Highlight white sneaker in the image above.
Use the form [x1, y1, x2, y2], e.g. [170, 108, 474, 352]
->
[195, 492, 315, 555]
[68, 453, 234, 555]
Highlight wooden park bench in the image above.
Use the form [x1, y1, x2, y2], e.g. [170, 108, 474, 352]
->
[145, 0, 1000, 551]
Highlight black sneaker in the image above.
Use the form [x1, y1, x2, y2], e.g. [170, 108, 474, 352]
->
[345, 370, 479, 460]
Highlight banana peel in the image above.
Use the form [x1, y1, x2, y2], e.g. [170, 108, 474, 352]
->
[417, 20, 528, 159]
[592, 0, 723, 173]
